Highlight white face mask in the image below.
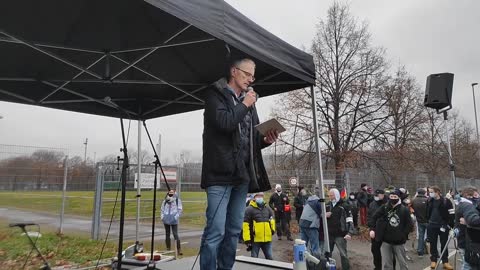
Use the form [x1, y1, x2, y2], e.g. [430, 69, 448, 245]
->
[374, 196, 380, 201]
[300, 190, 306, 196]
[349, 195, 355, 200]
[429, 192, 436, 198]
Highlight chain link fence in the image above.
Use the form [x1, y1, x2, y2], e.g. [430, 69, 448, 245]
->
[2, 143, 480, 240]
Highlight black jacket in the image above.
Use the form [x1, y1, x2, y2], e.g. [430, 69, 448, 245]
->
[371, 203, 413, 245]
[326, 199, 354, 238]
[412, 195, 428, 224]
[367, 199, 386, 230]
[269, 192, 289, 214]
[455, 198, 478, 248]
[357, 190, 368, 207]
[201, 80, 271, 192]
[294, 194, 308, 219]
[426, 196, 454, 228]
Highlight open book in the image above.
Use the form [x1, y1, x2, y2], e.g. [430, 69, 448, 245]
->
[255, 118, 286, 136]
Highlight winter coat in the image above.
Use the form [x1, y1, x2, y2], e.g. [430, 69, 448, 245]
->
[201, 78, 271, 192]
[243, 200, 275, 243]
[456, 198, 477, 249]
[462, 203, 480, 265]
[269, 192, 289, 214]
[294, 194, 309, 220]
[326, 199, 354, 237]
[367, 199, 387, 230]
[426, 196, 455, 228]
[346, 198, 359, 217]
[412, 194, 428, 224]
[299, 195, 322, 229]
[357, 190, 368, 207]
[161, 196, 183, 225]
[370, 202, 413, 245]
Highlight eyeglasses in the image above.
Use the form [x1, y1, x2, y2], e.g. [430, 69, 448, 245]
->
[235, 67, 255, 81]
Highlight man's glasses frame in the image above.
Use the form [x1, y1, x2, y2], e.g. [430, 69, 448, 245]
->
[235, 67, 255, 81]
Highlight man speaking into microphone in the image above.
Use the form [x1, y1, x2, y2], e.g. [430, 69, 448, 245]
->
[200, 57, 278, 270]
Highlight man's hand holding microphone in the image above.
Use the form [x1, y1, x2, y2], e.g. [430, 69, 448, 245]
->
[242, 86, 279, 144]
[242, 87, 257, 108]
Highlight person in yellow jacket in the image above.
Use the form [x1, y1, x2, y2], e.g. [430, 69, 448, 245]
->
[243, 192, 276, 259]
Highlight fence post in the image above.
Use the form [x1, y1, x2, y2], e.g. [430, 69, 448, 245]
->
[59, 155, 68, 234]
[345, 171, 351, 194]
[91, 164, 104, 240]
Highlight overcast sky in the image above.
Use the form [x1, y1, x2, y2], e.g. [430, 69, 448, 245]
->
[1, 0, 479, 164]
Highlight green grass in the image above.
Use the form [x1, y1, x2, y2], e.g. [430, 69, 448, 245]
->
[0, 191, 208, 227]
[0, 219, 199, 269]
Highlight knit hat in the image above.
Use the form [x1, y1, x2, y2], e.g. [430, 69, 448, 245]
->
[417, 188, 426, 195]
[254, 192, 264, 198]
[391, 188, 402, 197]
[361, 183, 367, 189]
[375, 189, 385, 195]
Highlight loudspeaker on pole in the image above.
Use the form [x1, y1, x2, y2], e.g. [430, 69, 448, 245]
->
[424, 73, 454, 112]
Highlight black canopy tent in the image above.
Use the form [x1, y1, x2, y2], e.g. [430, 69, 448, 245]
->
[0, 0, 330, 268]
[0, 0, 315, 120]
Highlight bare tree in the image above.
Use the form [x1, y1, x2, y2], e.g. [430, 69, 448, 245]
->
[373, 66, 426, 181]
[129, 148, 152, 165]
[273, 2, 390, 187]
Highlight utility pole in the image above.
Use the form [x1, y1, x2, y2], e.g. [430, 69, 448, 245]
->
[83, 138, 88, 164]
[472, 83, 479, 143]
[156, 134, 162, 162]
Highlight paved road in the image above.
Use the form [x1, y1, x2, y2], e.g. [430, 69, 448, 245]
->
[0, 207, 204, 241]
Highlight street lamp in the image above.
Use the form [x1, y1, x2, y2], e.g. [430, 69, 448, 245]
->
[472, 83, 479, 143]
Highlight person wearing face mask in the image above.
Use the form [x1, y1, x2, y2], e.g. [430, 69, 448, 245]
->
[326, 188, 355, 270]
[161, 189, 183, 255]
[346, 192, 359, 230]
[268, 184, 293, 241]
[412, 188, 428, 257]
[357, 183, 369, 226]
[243, 192, 275, 259]
[459, 190, 480, 268]
[299, 190, 323, 255]
[294, 186, 309, 224]
[426, 186, 454, 270]
[367, 189, 387, 270]
[454, 186, 479, 270]
[369, 189, 413, 270]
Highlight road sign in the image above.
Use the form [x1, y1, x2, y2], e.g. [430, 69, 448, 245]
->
[289, 177, 298, 186]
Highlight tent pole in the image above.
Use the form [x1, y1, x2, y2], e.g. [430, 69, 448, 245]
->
[310, 85, 330, 253]
[136, 120, 142, 243]
[116, 117, 129, 270]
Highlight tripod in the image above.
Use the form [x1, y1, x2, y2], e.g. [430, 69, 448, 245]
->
[434, 229, 457, 270]
[10, 223, 51, 270]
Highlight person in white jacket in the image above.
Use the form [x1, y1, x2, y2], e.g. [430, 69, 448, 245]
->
[161, 189, 183, 255]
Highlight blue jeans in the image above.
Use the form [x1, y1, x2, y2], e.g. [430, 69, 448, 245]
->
[251, 242, 273, 260]
[417, 222, 428, 255]
[200, 183, 248, 270]
[300, 227, 319, 254]
[459, 249, 473, 270]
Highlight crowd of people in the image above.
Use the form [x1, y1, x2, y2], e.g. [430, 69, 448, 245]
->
[237, 182, 480, 270]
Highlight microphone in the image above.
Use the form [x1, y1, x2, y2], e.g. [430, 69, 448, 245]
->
[246, 86, 258, 111]
[247, 86, 259, 100]
[9, 222, 37, 227]
[104, 96, 131, 118]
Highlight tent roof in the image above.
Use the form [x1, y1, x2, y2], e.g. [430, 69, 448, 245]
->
[0, 0, 315, 120]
